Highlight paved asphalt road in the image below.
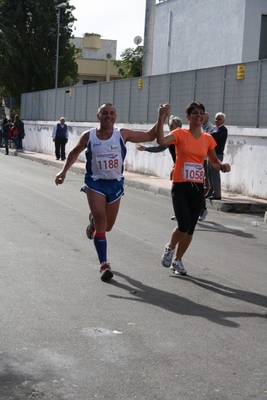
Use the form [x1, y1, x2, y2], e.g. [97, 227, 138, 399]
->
[0, 154, 266, 400]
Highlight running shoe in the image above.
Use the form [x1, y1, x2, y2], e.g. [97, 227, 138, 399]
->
[198, 208, 208, 221]
[86, 213, 95, 240]
[171, 259, 187, 275]
[170, 263, 175, 272]
[100, 262, 113, 281]
[161, 245, 174, 267]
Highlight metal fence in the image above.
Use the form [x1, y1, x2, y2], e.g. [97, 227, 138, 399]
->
[21, 59, 267, 127]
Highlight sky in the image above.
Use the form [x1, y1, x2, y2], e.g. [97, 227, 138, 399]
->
[69, 0, 146, 58]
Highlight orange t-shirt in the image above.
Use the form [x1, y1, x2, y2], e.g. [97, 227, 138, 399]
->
[171, 128, 216, 183]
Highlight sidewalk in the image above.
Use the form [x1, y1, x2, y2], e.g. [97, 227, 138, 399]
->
[2, 148, 267, 214]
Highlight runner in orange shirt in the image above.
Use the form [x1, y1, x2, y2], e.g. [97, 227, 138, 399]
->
[156, 101, 231, 275]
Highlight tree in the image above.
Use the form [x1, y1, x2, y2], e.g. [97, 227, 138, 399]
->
[0, 0, 78, 108]
[114, 46, 143, 78]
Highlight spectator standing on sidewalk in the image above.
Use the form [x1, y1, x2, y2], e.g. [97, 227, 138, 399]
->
[3, 118, 13, 155]
[199, 112, 214, 221]
[202, 112, 214, 133]
[206, 112, 228, 200]
[55, 103, 159, 282]
[14, 114, 25, 151]
[52, 117, 69, 161]
[157, 101, 231, 276]
[1, 113, 7, 147]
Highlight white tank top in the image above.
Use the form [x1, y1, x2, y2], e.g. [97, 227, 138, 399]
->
[85, 128, 127, 180]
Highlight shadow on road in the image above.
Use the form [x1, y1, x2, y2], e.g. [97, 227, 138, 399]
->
[184, 275, 267, 308]
[108, 272, 266, 328]
[197, 221, 256, 238]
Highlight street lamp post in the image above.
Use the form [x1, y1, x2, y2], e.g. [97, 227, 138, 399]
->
[55, 2, 67, 89]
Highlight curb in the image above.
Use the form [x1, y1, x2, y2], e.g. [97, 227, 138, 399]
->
[205, 198, 267, 214]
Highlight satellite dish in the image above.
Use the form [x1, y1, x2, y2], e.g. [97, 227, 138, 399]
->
[134, 36, 142, 45]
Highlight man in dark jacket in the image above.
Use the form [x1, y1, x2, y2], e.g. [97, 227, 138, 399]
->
[206, 112, 228, 200]
[52, 117, 69, 161]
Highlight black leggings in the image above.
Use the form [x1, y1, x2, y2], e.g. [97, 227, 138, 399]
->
[172, 182, 204, 235]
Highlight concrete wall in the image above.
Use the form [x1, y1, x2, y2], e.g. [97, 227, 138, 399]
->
[22, 121, 267, 200]
[150, 0, 267, 75]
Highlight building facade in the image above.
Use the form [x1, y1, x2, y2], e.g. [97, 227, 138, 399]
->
[71, 34, 121, 84]
[143, 0, 267, 76]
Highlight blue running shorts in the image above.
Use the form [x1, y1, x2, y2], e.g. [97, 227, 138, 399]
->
[81, 178, 124, 204]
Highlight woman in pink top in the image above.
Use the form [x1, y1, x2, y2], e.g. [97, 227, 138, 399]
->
[156, 101, 231, 276]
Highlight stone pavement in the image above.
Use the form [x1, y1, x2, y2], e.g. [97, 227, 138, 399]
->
[2, 148, 267, 215]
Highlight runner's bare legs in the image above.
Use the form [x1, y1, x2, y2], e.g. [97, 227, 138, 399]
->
[86, 189, 121, 232]
[86, 188, 121, 280]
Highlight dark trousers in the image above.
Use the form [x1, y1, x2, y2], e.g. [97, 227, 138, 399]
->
[18, 133, 23, 150]
[13, 135, 19, 150]
[4, 136, 19, 154]
[55, 137, 67, 160]
[208, 153, 224, 197]
[4, 136, 9, 154]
